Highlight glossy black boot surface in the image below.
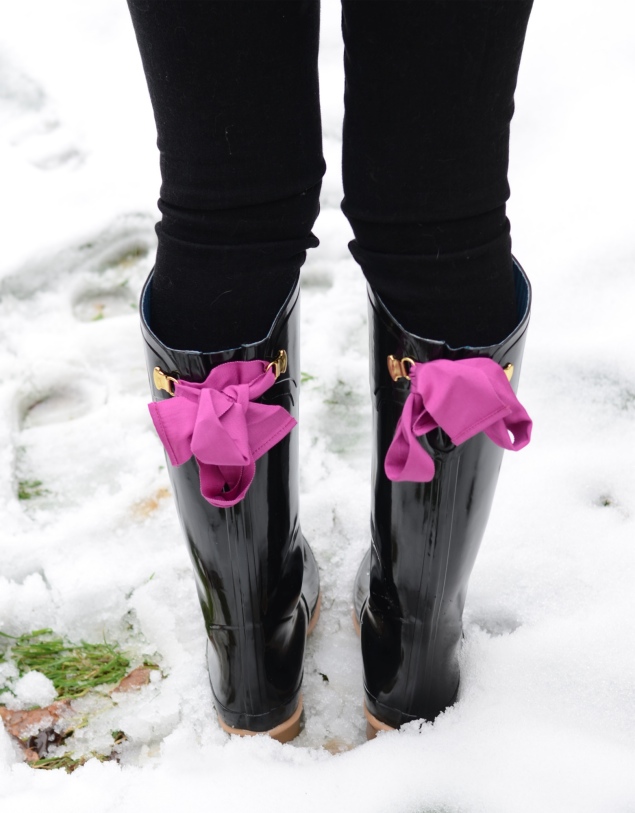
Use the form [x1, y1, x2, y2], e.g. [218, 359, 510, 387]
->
[355, 259, 531, 730]
[140, 273, 320, 739]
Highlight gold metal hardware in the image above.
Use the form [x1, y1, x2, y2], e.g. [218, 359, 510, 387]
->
[266, 349, 288, 380]
[503, 363, 514, 382]
[387, 355, 415, 381]
[153, 367, 178, 396]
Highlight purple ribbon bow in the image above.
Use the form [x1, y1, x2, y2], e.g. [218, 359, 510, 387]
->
[384, 357, 532, 483]
[148, 360, 296, 507]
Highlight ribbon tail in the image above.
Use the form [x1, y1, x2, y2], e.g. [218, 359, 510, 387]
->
[485, 402, 533, 450]
[384, 401, 436, 482]
[148, 398, 198, 466]
[247, 403, 297, 461]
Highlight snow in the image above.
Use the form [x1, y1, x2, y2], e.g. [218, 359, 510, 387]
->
[1, 671, 57, 711]
[1, 1, 634, 811]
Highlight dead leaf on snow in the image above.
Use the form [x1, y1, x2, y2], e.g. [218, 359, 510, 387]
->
[1, 702, 74, 764]
[112, 666, 154, 694]
[323, 737, 355, 755]
[131, 487, 171, 519]
[0, 701, 72, 741]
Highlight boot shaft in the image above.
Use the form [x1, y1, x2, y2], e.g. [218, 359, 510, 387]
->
[360, 259, 531, 727]
[141, 274, 319, 733]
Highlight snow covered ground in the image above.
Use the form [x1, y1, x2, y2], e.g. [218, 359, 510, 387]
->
[1, 1, 634, 811]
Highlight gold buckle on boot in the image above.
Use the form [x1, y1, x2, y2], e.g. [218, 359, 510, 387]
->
[387, 356, 416, 381]
[266, 349, 288, 379]
[153, 367, 178, 396]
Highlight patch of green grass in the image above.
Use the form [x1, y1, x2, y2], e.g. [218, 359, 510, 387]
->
[17, 479, 49, 501]
[31, 752, 110, 773]
[31, 754, 85, 773]
[0, 628, 130, 701]
[323, 378, 362, 407]
[301, 371, 316, 384]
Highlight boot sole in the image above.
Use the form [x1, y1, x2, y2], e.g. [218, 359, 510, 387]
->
[353, 608, 397, 738]
[217, 696, 304, 743]
[217, 591, 322, 742]
[352, 606, 361, 637]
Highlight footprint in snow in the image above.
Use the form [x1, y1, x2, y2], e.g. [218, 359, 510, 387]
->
[0, 51, 84, 171]
[471, 611, 523, 637]
[19, 379, 106, 430]
[3, 218, 158, 512]
[11, 368, 108, 507]
[0, 214, 155, 300]
[72, 280, 140, 324]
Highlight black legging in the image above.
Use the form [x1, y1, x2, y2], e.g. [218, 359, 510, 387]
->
[127, 1, 533, 351]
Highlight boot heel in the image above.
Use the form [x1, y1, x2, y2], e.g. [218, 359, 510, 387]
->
[217, 590, 320, 740]
[217, 697, 304, 743]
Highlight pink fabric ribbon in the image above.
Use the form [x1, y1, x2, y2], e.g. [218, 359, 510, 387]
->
[384, 357, 532, 483]
[148, 360, 296, 507]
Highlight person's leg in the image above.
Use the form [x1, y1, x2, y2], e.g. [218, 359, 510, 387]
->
[344, 1, 535, 732]
[127, 0, 325, 351]
[341, 0, 533, 348]
[128, 1, 324, 741]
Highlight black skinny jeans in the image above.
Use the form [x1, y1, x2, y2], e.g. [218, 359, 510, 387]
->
[127, 1, 533, 351]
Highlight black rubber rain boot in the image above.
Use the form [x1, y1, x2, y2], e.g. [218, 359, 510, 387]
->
[140, 272, 320, 742]
[354, 259, 532, 735]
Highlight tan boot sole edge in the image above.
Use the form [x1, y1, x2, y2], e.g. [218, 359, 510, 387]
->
[217, 592, 322, 742]
[352, 606, 361, 638]
[218, 696, 304, 743]
[363, 700, 396, 738]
